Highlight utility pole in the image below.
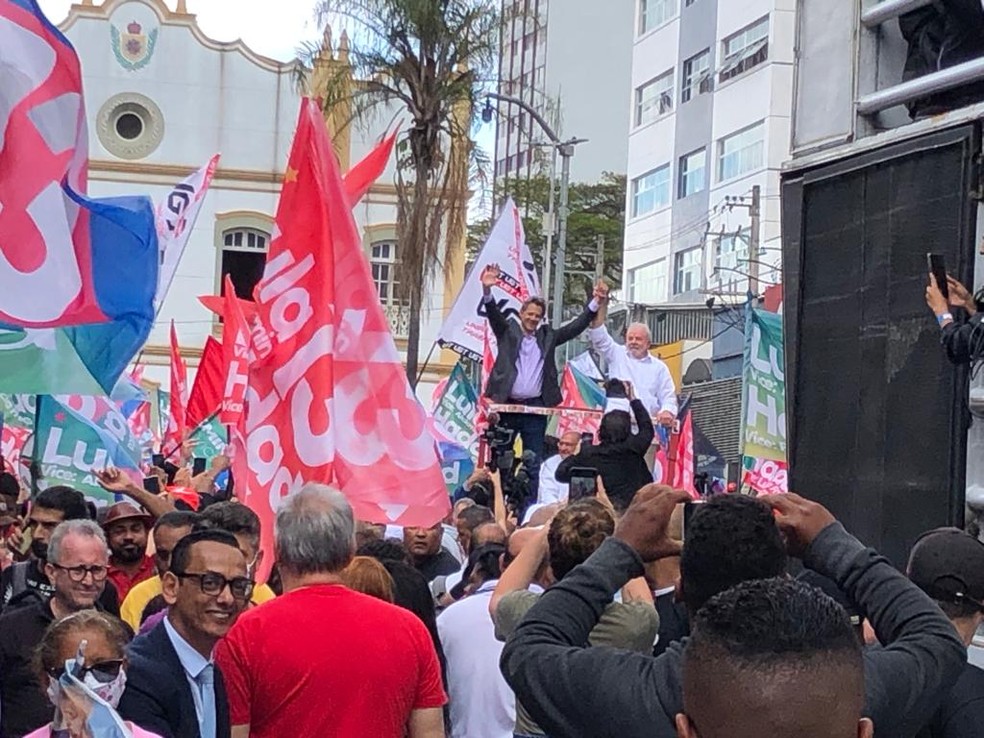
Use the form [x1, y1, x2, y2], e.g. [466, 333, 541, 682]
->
[747, 185, 762, 299]
[481, 93, 586, 326]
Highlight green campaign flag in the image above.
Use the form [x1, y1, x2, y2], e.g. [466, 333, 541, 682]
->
[0, 394, 36, 430]
[741, 308, 787, 463]
[432, 363, 479, 459]
[0, 330, 107, 396]
[187, 412, 227, 459]
[34, 396, 144, 503]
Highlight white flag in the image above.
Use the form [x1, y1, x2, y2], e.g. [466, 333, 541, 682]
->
[437, 198, 541, 360]
[154, 154, 220, 310]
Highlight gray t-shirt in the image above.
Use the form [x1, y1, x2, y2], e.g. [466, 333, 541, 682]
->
[494, 589, 659, 735]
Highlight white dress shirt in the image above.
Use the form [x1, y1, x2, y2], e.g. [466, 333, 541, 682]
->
[437, 581, 516, 738]
[537, 454, 569, 505]
[588, 325, 678, 418]
[163, 615, 216, 738]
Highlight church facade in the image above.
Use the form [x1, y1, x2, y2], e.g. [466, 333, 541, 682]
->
[56, 0, 465, 402]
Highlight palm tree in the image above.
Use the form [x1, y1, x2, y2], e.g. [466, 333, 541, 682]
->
[308, 0, 505, 387]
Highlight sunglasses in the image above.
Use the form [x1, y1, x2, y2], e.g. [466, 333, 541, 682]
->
[173, 571, 254, 600]
[47, 659, 124, 683]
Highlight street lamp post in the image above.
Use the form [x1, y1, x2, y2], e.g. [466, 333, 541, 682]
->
[482, 93, 587, 327]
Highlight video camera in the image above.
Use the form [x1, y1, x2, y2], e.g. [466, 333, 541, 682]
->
[482, 413, 536, 511]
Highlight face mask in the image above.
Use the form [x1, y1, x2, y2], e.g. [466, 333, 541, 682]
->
[82, 668, 127, 709]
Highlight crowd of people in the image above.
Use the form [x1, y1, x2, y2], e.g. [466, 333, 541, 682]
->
[0, 455, 982, 738]
[0, 267, 979, 738]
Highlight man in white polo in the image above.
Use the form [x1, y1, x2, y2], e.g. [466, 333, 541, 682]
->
[588, 283, 677, 428]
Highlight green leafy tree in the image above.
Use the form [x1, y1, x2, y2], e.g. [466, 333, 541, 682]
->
[309, 0, 504, 386]
[468, 173, 626, 308]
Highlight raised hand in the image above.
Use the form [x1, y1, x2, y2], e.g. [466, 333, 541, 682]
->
[947, 275, 977, 315]
[481, 264, 501, 289]
[96, 467, 135, 494]
[593, 279, 609, 304]
[926, 273, 949, 317]
[759, 492, 836, 558]
[614, 484, 690, 562]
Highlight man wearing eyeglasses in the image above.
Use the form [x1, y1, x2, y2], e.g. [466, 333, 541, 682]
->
[0, 518, 112, 737]
[119, 528, 251, 738]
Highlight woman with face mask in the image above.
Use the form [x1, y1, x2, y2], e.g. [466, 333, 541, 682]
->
[28, 610, 162, 738]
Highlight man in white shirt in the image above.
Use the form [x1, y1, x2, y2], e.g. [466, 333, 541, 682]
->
[588, 283, 678, 427]
[537, 431, 581, 505]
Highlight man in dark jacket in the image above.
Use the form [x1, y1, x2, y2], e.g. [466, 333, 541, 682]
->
[501, 488, 967, 738]
[908, 527, 984, 738]
[555, 388, 654, 511]
[480, 264, 601, 459]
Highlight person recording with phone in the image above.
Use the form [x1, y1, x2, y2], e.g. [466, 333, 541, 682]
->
[555, 381, 655, 513]
[925, 263, 984, 365]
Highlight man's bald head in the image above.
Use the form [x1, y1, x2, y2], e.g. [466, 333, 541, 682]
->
[558, 432, 580, 458]
[472, 521, 507, 549]
[625, 322, 652, 359]
[677, 578, 869, 738]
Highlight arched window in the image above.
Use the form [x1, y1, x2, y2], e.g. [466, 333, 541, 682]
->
[220, 227, 269, 301]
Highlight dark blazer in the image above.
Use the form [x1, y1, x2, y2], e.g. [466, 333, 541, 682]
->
[482, 295, 597, 407]
[118, 620, 230, 738]
[556, 398, 655, 511]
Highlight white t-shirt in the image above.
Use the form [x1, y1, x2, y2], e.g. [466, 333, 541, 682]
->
[437, 581, 516, 738]
[537, 454, 569, 505]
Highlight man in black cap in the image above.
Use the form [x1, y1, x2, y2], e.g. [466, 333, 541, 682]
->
[908, 527, 984, 738]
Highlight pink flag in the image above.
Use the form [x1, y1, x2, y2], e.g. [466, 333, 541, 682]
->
[240, 100, 447, 580]
[164, 321, 188, 458]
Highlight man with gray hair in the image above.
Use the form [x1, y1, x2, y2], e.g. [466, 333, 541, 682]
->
[589, 283, 678, 427]
[0, 519, 112, 736]
[216, 484, 447, 738]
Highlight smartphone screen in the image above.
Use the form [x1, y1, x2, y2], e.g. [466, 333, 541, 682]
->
[143, 476, 161, 494]
[151, 453, 165, 469]
[682, 499, 707, 540]
[927, 253, 949, 300]
[568, 467, 598, 501]
[192, 457, 207, 476]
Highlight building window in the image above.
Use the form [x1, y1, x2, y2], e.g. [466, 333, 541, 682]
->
[685, 0, 698, 5]
[681, 49, 712, 103]
[628, 259, 668, 304]
[720, 16, 769, 83]
[370, 240, 410, 337]
[718, 122, 765, 182]
[674, 247, 702, 294]
[631, 165, 671, 218]
[220, 228, 269, 301]
[678, 149, 706, 199]
[714, 229, 749, 287]
[639, 0, 676, 35]
[635, 70, 674, 126]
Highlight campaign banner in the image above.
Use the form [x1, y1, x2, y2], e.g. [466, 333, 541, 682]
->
[742, 457, 788, 496]
[155, 155, 220, 310]
[437, 198, 541, 360]
[187, 411, 227, 460]
[438, 441, 474, 497]
[35, 395, 143, 502]
[432, 363, 480, 459]
[740, 308, 786, 462]
[0, 394, 36, 473]
[552, 364, 606, 438]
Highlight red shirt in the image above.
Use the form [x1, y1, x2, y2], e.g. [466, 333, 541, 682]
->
[107, 555, 155, 603]
[215, 584, 447, 738]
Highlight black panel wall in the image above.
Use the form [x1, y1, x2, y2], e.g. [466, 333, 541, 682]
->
[782, 125, 978, 566]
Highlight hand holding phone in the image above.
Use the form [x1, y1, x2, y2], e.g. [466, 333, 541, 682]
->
[569, 467, 599, 501]
[927, 253, 949, 301]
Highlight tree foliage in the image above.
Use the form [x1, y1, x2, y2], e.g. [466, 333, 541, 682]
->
[468, 173, 626, 306]
[309, 0, 504, 385]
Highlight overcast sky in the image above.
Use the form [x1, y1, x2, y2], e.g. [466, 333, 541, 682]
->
[38, 0, 322, 61]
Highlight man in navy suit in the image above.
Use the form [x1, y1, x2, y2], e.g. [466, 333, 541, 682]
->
[118, 529, 251, 738]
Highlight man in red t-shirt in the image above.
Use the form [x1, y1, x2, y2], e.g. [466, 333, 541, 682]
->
[215, 484, 447, 738]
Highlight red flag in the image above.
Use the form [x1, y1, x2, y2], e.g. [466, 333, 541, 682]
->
[241, 100, 446, 580]
[220, 275, 250, 426]
[186, 337, 223, 429]
[669, 409, 696, 497]
[164, 321, 188, 457]
[343, 131, 398, 206]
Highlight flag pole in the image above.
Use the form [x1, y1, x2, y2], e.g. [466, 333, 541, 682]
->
[30, 395, 43, 497]
[414, 342, 439, 388]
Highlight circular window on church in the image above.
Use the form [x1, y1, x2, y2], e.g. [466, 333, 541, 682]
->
[115, 112, 144, 140]
[96, 93, 164, 160]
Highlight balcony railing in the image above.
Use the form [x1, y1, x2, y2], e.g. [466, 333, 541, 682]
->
[383, 303, 411, 339]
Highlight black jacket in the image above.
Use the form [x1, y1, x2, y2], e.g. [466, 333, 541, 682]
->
[917, 662, 984, 738]
[0, 600, 54, 738]
[482, 295, 596, 407]
[118, 620, 231, 738]
[501, 523, 967, 738]
[941, 312, 984, 364]
[555, 399, 654, 511]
